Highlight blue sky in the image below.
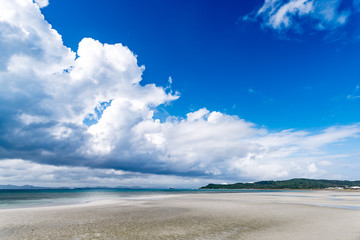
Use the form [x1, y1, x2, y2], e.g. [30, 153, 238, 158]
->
[0, 0, 359, 188]
[42, 0, 360, 129]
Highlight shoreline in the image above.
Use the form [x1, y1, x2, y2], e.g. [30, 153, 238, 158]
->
[1, 189, 360, 211]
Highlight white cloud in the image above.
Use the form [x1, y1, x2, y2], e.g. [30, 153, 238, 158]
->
[307, 163, 318, 173]
[264, 0, 314, 29]
[34, 0, 49, 8]
[0, 0, 359, 186]
[248, 88, 255, 94]
[348, 95, 360, 99]
[132, 109, 360, 180]
[249, 0, 354, 32]
[0, 159, 207, 188]
[347, 84, 360, 100]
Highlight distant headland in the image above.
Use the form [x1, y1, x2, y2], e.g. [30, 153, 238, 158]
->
[200, 178, 360, 190]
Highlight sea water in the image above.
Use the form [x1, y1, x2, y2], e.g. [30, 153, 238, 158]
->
[2, 189, 360, 210]
[0, 189, 281, 209]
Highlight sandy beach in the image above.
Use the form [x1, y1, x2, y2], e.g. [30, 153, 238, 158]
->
[1, 191, 360, 240]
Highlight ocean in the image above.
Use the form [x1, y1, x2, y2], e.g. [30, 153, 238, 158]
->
[0, 188, 283, 209]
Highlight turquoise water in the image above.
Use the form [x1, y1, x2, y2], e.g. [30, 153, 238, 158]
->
[0, 189, 282, 209]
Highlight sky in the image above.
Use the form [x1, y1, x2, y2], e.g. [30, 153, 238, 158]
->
[0, 0, 359, 188]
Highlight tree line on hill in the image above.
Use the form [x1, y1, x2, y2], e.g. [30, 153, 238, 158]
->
[200, 178, 360, 189]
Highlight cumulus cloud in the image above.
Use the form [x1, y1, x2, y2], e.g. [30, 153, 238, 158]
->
[0, 159, 207, 188]
[245, 0, 356, 33]
[34, 0, 49, 8]
[0, 0, 359, 186]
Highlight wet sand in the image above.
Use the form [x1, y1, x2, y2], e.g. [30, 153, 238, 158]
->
[1, 191, 360, 240]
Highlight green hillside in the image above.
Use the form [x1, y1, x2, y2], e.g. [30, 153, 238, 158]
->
[200, 178, 360, 190]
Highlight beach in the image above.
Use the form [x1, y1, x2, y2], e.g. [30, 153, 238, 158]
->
[1, 191, 360, 240]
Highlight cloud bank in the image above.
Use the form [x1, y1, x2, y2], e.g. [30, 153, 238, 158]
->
[0, 0, 359, 186]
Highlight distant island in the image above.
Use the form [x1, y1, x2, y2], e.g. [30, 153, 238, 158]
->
[200, 178, 360, 190]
